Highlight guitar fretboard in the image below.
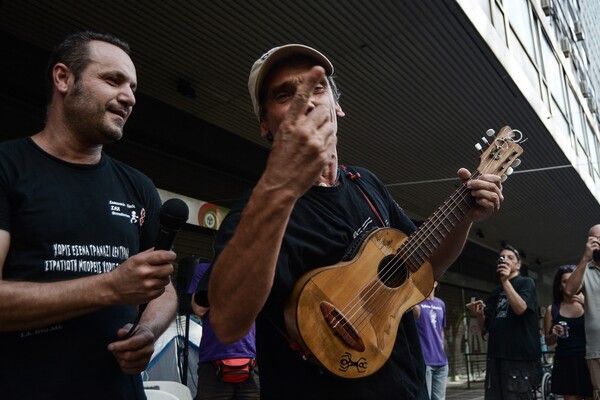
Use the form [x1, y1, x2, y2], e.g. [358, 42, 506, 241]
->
[398, 171, 482, 271]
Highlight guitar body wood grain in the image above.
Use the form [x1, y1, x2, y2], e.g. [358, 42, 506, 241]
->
[284, 227, 434, 379]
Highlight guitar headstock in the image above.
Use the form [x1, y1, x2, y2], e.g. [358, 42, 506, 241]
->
[475, 126, 524, 182]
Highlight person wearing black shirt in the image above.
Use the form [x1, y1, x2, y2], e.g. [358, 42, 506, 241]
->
[0, 31, 177, 399]
[468, 245, 541, 399]
[205, 44, 504, 399]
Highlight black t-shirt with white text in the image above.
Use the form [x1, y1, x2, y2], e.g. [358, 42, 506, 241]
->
[0, 138, 161, 399]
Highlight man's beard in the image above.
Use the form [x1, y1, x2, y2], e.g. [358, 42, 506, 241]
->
[66, 80, 124, 143]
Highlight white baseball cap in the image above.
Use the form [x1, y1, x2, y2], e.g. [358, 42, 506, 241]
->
[247, 44, 334, 120]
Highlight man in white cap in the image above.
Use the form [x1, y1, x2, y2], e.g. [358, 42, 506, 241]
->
[202, 44, 504, 399]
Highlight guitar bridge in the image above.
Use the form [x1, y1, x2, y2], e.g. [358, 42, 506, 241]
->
[320, 301, 365, 352]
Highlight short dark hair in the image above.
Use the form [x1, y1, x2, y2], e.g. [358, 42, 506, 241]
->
[500, 244, 520, 261]
[44, 31, 130, 103]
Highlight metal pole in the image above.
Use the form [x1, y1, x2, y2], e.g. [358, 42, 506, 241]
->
[181, 313, 191, 385]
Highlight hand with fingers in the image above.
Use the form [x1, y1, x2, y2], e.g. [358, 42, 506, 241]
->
[584, 235, 600, 262]
[262, 66, 340, 198]
[108, 323, 156, 373]
[107, 247, 176, 306]
[458, 168, 504, 223]
[466, 300, 485, 316]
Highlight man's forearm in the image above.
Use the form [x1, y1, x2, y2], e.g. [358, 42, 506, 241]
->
[141, 282, 177, 337]
[502, 280, 527, 315]
[208, 180, 297, 343]
[564, 260, 587, 296]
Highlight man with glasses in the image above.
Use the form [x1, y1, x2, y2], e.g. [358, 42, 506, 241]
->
[467, 245, 541, 399]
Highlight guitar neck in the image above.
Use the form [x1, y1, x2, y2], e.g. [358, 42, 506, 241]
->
[399, 171, 481, 271]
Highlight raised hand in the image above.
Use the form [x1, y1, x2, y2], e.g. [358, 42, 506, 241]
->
[262, 66, 340, 198]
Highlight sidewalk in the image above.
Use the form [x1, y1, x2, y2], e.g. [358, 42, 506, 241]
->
[446, 378, 485, 400]
[445, 379, 563, 400]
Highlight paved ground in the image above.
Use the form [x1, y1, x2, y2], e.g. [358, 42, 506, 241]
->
[446, 379, 564, 400]
[446, 379, 485, 400]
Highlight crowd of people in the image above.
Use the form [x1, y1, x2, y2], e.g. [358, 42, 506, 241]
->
[1, 29, 599, 400]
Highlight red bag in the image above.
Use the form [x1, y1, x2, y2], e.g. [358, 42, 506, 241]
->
[214, 358, 256, 383]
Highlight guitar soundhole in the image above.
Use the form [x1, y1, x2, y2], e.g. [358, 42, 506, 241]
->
[377, 254, 407, 288]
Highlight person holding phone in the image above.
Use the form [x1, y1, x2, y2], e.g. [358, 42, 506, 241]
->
[466, 245, 541, 399]
[565, 224, 600, 400]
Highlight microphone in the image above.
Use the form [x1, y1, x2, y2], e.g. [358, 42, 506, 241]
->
[497, 256, 505, 265]
[141, 198, 189, 311]
[155, 198, 190, 250]
[124, 198, 189, 338]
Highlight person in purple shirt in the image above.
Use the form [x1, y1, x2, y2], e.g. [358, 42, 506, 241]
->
[414, 281, 448, 400]
[189, 262, 259, 400]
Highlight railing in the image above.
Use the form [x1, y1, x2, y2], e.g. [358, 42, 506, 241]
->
[463, 352, 487, 389]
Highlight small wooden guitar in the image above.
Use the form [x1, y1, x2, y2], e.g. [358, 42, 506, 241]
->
[284, 126, 524, 378]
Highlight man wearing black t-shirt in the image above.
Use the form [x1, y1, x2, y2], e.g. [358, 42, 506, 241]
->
[468, 245, 541, 399]
[202, 44, 505, 399]
[0, 32, 177, 399]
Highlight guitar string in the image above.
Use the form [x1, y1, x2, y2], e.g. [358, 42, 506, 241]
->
[329, 176, 475, 334]
[342, 176, 476, 334]
[343, 148, 502, 333]
[328, 137, 513, 338]
[339, 167, 487, 334]
[337, 138, 509, 334]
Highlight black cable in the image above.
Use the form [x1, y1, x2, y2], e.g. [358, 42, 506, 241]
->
[123, 304, 146, 339]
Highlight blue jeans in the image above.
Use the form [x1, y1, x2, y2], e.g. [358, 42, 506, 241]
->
[425, 364, 448, 400]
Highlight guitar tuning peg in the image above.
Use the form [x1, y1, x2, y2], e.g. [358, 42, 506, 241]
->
[481, 137, 489, 146]
[506, 167, 514, 176]
[512, 159, 522, 168]
[486, 129, 495, 137]
[501, 174, 508, 182]
[474, 143, 483, 152]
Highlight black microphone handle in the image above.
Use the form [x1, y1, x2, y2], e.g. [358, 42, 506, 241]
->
[155, 227, 179, 251]
[137, 228, 179, 315]
[138, 227, 179, 312]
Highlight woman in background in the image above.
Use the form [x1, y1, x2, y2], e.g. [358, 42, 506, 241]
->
[544, 265, 592, 400]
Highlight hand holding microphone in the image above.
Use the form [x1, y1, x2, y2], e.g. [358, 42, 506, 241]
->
[124, 198, 189, 338]
[138, 198, 189, 312]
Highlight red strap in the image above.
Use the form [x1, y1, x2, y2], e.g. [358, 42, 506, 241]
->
[341, 165, 385, 227]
